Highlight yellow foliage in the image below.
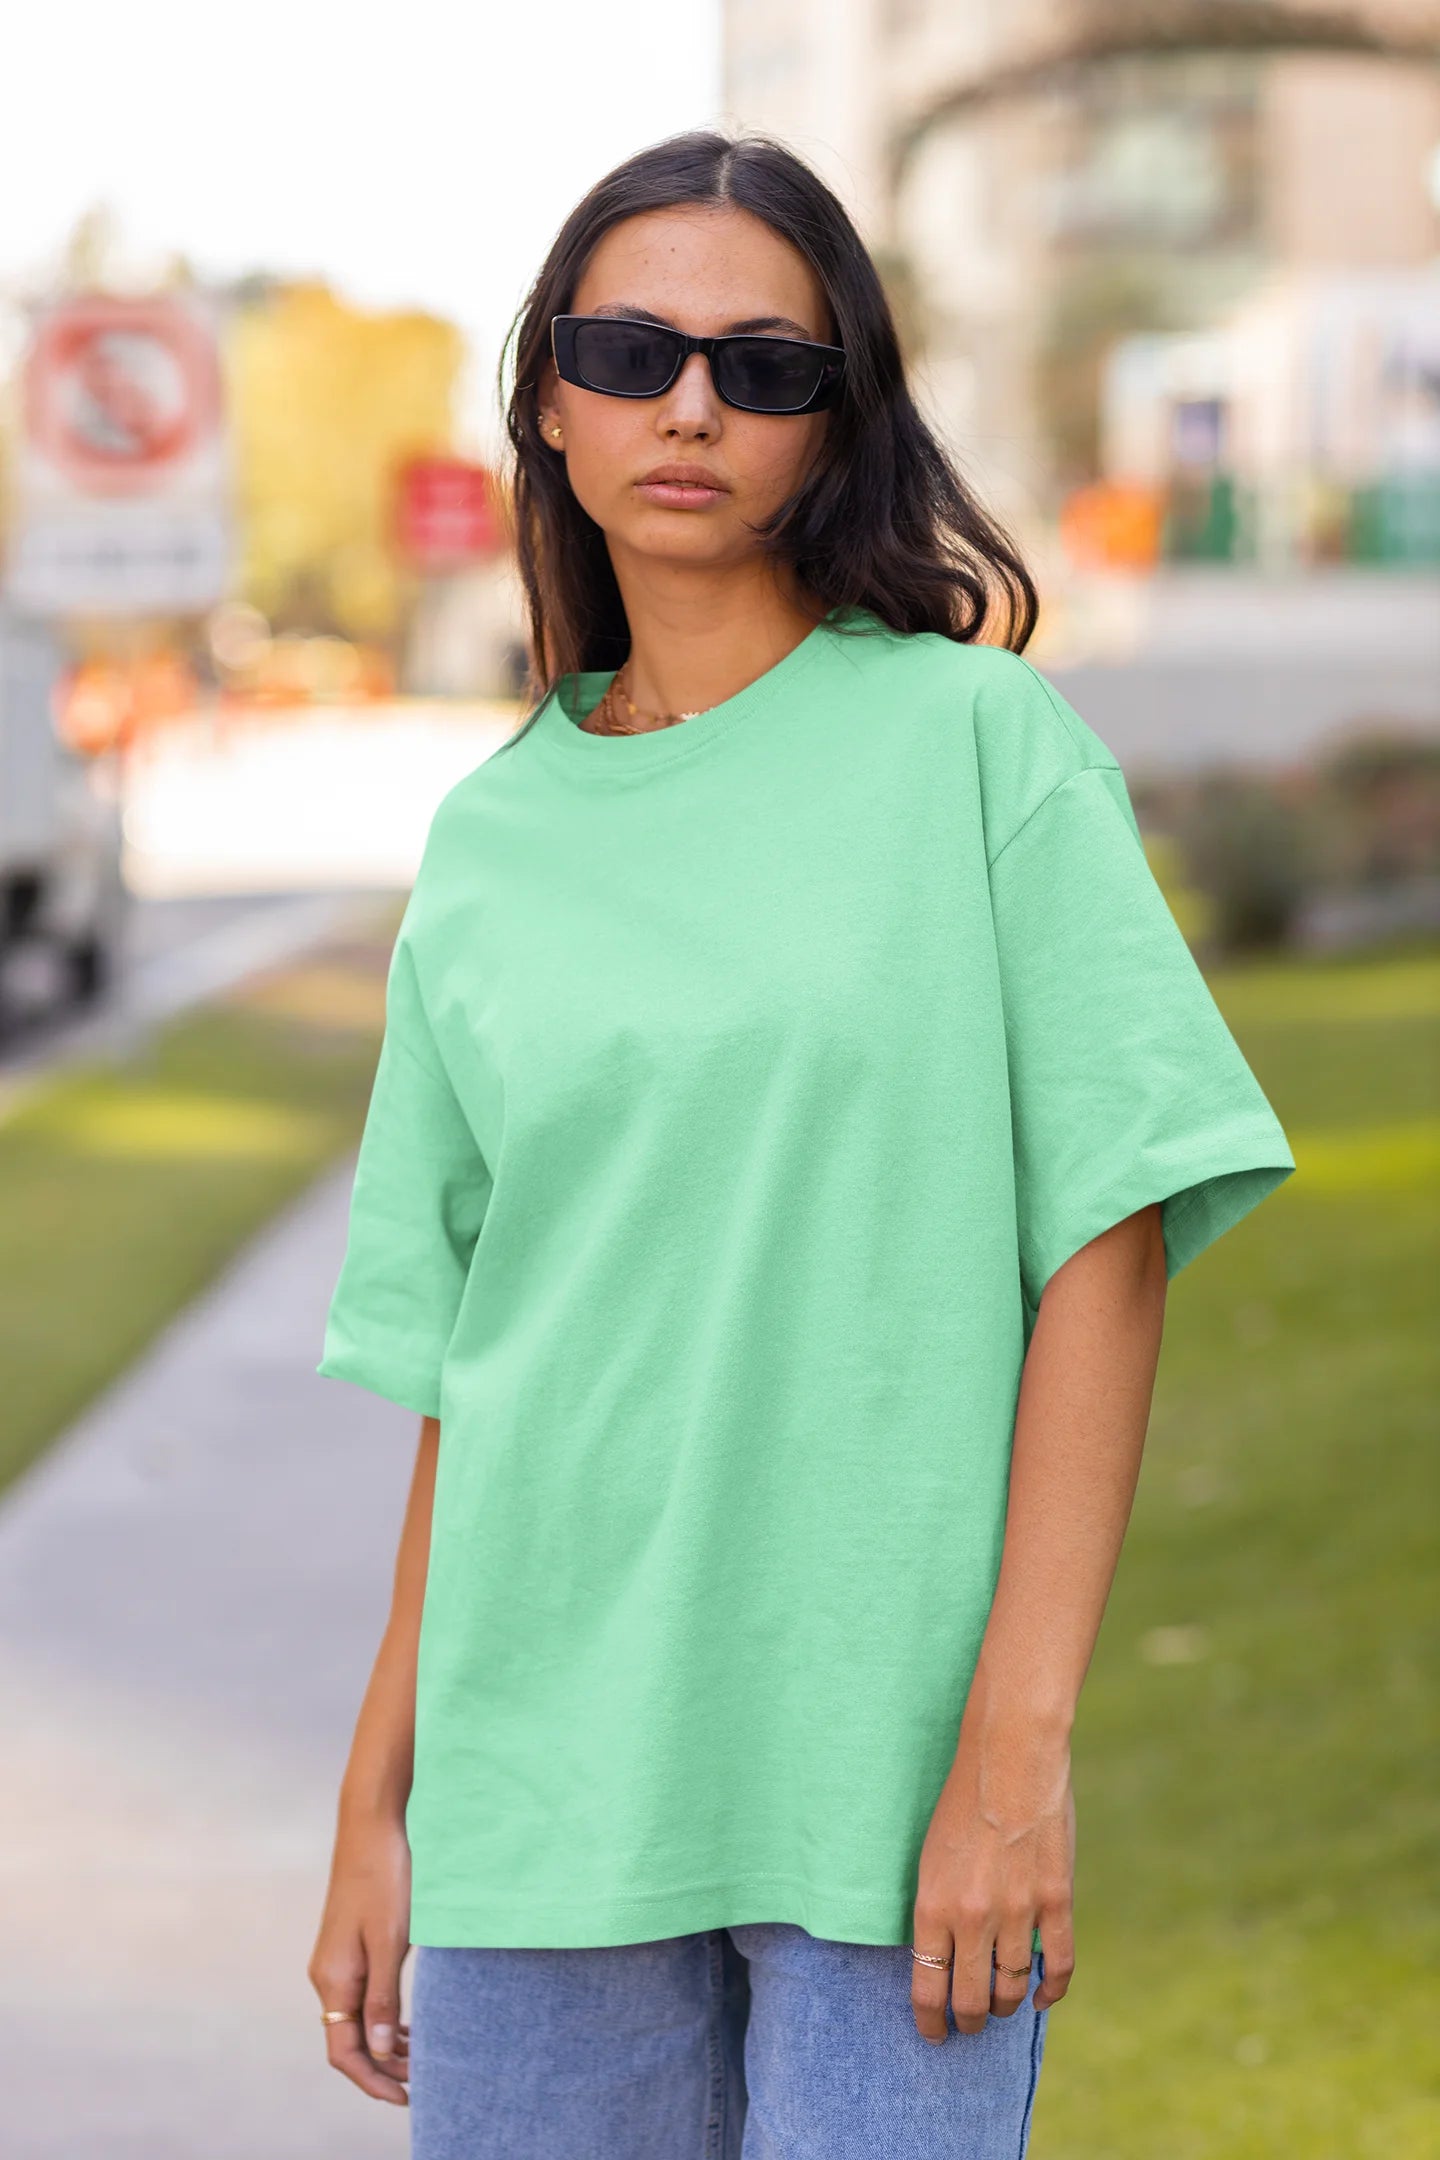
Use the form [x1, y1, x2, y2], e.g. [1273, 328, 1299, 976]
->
[224, 282, 462, 638]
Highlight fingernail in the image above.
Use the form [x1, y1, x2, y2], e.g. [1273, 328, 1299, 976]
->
[370, 2024, 394, 2056]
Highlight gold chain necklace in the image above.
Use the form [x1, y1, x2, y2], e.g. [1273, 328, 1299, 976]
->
[586, 659, 708, 737]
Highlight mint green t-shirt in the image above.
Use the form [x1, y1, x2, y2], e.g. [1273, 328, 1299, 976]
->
[317, 605, 1295, 1952]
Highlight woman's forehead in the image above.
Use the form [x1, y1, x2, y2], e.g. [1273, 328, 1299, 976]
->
[574, 208, 830, 340]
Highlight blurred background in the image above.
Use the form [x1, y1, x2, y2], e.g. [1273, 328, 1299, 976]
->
[0, 4, 1435, 2156]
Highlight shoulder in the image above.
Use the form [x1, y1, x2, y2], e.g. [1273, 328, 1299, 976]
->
[843, 622, 1114, 761]
[877, 632, 1122, 863]
[386, 738, 518, 966]
[887, 632, 1114, 758]
[407, 714, 540, 876]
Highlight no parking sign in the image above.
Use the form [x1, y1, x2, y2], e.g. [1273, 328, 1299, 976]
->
[5, 292, 234, 616]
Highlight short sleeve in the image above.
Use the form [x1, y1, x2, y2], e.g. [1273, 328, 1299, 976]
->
[988, 757, 1296, 1321]
[315, 925, 492, 1419]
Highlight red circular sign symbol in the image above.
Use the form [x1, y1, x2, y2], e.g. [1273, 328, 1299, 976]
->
[24, 295, 222, 495]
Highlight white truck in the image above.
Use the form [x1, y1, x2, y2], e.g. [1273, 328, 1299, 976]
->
[0, 610, 129, 1036]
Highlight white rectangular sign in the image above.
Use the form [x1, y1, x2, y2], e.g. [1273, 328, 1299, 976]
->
[4, 290, 235, 618]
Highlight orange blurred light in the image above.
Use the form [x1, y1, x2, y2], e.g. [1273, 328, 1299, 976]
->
[1059, 482, 1164, 572]
[54, 651, 199, 754]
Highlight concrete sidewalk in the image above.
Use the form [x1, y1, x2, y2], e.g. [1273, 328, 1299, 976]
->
[0, 1156, 420, 2158]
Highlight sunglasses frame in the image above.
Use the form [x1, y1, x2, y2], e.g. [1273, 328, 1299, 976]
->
[550, 314, 847, 417]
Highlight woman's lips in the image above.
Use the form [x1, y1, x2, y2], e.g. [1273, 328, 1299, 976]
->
[635, 480, 728, 508]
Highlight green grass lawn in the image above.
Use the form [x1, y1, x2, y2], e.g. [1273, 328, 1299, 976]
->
[1033, 945, 1439, 2158]
[0, 905, 401, 1496]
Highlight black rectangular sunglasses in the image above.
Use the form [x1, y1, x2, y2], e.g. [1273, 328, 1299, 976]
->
[550, 314, 846, 417]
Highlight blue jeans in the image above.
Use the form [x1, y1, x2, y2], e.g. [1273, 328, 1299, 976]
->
[409, 1927, 1049, 2158]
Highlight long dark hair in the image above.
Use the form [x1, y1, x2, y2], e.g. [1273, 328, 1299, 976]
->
[496, 126, 1038, 709]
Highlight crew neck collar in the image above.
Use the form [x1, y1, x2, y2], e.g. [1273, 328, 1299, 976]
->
[530, 604, 867, 778]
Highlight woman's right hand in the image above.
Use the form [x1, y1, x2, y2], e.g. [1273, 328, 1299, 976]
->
[308, 1805, 414, 2107]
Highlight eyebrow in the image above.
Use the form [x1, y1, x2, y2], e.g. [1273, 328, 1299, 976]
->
[585, 301, 819, 341]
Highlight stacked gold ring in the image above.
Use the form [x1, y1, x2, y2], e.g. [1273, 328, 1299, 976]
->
[909, 1949, 1033, 1979]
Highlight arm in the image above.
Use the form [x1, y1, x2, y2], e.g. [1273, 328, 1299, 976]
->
[911, 1202, 1168, 2042]
[307, 1413, 440, 2108]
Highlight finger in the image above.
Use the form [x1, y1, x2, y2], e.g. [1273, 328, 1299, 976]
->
[947, 1941, 994, 2036]
[1032, 1912, 1075, 2013]
[986, 1933, 1038, 2021]
[325, 2015, 409, 2105]
[362, 1926, 410, 2069]
[312, 1949, 408, 2107]
[909, 1911, 955, 2046]
[386, 2022, 410, 2072]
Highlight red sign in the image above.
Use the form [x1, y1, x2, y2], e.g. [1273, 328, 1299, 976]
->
[23, 294, 223, 497]
[396, 459, 501, 568]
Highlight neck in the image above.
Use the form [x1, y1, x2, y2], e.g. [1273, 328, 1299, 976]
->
[605, 565, 825, 723]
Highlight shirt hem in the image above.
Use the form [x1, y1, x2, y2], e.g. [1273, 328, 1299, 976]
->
[411, 1873, 1045, 1956]
[314, 1352, 440, 1421]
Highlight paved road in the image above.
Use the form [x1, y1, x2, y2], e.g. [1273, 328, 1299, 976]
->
[3, 694, 514, 1103]
[0, 889, 392, 1105]
[1042, 567, 1440, 775]
[0, 1157, 420, 2158]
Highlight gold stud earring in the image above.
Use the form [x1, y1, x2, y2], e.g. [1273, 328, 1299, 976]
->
[550, 425, 562, 440]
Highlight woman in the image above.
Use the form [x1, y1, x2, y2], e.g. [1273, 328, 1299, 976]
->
[309, 129, 1295, 2157]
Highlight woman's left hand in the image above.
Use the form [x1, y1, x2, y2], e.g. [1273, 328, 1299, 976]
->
[910, 1715, 1076, 2043]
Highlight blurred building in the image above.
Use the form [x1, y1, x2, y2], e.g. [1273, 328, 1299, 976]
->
[725, 1, 1440, 769]
[1098, 261, 1440, 570]
[722, 0, 1440, 532]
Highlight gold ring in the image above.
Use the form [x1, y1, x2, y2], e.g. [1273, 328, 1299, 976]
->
[910, 1948, 953, 1969]
[320, 2009, 360, 2026]
[995, 1960, 1032, 1979]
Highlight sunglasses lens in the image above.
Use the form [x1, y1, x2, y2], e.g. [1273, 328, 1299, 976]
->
[715, 338, 829, 412]
[572, 320, 678, 395]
